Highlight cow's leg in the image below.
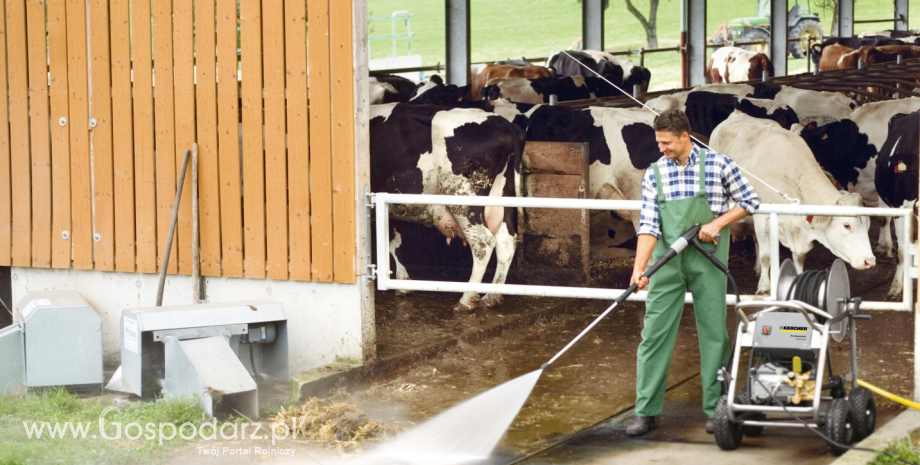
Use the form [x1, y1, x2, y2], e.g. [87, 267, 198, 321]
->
[754, 216, 772, 295]
[388, 229, 412, 296]
[887, 216, 906, 299]
[876, 216, 895, 258]
[456, 222, 496, 310]
[753, 240, 761, 274]
[792, 252, 806, 274]
[482, 221, 515, 307]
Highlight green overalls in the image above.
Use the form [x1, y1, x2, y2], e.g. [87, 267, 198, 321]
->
[635, 150, 731, 419]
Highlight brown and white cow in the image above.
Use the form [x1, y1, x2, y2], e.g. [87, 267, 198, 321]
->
[818, 44, 857, 71]
[468, 64, 554, 101]
[706, 46, 773, 83]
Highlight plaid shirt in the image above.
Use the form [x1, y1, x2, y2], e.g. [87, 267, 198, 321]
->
[637, 145, 760, 239]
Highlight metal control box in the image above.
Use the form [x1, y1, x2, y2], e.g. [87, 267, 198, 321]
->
[15, 291, 103, 388]
[753, 312, 814, 359]
[0, 323, 25, 395]
[119, 300, 288, 399]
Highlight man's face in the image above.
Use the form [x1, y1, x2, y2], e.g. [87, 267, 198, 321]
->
[655, 130, 690, 160]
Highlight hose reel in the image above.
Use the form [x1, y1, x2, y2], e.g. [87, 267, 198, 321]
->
[776, 258, 851, 342]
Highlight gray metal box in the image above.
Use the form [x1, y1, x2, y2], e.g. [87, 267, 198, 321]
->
[120, 300, 288, 397]
[15, 291, 103, 388]
[164, 336, 258, 418]
[0, 323, 25, 395]
[754, 312, 814, 359]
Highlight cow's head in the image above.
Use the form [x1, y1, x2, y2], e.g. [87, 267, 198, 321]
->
[811, 191, 876, 270]
[796, 119, 875, 189]
[410, 75, 468, 105]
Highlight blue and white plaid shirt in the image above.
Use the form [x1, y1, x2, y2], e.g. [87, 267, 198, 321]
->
[637, 145, 760, 239]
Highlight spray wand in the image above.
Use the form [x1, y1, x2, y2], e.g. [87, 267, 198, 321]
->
[543, 224, 711, 370]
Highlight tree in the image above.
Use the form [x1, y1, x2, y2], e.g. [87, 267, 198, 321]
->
[622, 0, 660, 49]
[814, 0, 839, 35]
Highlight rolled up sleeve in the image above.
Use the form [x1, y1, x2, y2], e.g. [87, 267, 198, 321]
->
[723, 157, 760, 215]
[637, 167, 661, 239]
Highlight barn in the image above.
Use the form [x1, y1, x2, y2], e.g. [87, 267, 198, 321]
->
[0, 0, 918, 461]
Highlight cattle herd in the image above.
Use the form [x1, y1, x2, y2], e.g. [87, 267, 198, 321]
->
[369, 39, 920, 310]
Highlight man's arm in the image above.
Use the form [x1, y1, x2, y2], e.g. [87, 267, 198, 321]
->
[699, 205, 749, 243]
[630, 234, 658, 290]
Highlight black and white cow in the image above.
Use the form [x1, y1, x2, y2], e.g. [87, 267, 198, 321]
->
[648, 83, 857, 127]
[369, 74, 419, 104]
[874, 111, 918, 298]
[795, 98, 920, 270]
[480, 76, 624, 104]
[370, 103, 525, 310]
[410, 75, 471, 105]
[547, 50, 652, 94]
[648, 90, 799, 138]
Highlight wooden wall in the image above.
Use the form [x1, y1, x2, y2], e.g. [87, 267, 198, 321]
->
[0, 0, 357, 283]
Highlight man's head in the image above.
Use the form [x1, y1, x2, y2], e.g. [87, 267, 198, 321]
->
[654, 109, 693, 164]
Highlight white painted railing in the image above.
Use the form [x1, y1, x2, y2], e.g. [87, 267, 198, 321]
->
[371, 193, 914, 311]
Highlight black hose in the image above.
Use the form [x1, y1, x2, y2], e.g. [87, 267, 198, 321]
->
[787, 269, 829, 322]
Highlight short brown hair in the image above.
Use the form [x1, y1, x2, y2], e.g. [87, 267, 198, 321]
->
[653, 109, 691, 136]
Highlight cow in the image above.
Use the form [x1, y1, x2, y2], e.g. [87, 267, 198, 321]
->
[409, 75, 470, 105]
[480, 76, 624, 104]
[706, 46, 774, 83]
[709, 112, 876, 293]
[795, 97, 920, 263]
[860, 44, 920, 66]
[369, 74, 419, 103]
[647, 90, 799, 137]
[370, 103, 525, 310]
[810, 36, 911, 68]
[652, 83, 857, 127]
[874, 111, 919, 298]
[468, 64, 554, 101]
[818, 44, 857, 71]
[547, 50, 652, 94]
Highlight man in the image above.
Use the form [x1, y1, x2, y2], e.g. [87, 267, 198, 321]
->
[626, 109, 760, 436]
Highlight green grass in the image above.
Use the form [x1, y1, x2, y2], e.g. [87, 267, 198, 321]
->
[867, 434, 920, 465]
[369, 0, 920, 91]
[0, 389, 205, 465]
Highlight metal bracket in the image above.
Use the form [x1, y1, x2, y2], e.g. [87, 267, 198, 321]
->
[365, 188, 377, 281]
[152, 324, 248, 342]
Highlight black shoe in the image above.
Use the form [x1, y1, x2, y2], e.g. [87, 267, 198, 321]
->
[626, 415, 659, 436]
[705, 418, 715, 434]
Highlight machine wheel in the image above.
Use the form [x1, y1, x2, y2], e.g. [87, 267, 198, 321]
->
[738, 385, 765, 437]
[714, 395, 743, 450]
[789, 19, 824, 59]
[741, 28, 771, 53]
[830, 376, 847, 399]
[825, 398, 855, 456]
[849, 386, 876, 441]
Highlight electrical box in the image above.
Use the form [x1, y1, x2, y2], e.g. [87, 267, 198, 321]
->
[0, 323, 24, 395]
[117, 300, 288, 415]
[15, 291, 103, 388]
[753, 312, 814, 359]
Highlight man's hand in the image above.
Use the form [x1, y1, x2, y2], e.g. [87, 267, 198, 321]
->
[699, 221, 722, 244]
[630, 267, 649, 290]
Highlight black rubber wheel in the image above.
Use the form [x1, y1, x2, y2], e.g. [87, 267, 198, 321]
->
[789, 19, 824, 59]
[825, 398, 855, 456]
[830, 376, 847, 399]
[741, 28, 771, 54]
[714, 395, 743, 450]
[848, 386, 876, 441]
[738, 385, 765, 437]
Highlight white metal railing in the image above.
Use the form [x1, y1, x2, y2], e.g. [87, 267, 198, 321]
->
[371, 193, 914, 311]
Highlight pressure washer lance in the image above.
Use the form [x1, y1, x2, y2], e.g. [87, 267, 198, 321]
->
[543, 223, 731, 369]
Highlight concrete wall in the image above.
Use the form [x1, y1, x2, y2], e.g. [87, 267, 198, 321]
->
[10, 268, 366, 375]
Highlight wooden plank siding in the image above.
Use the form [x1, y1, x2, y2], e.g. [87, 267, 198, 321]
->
[131, 0, 157, 273]
[240, 0, 265, 279]
[25, 0, 50, 268]
[0, 0, 358, 284]
[307, 0, 333, 282]
[194, 0, 222, 277]
[109, 0, 134, 272]
[262, 0, 287, 280]
[7, 0, 31, 267]
[89, 0, 115, 271]
[0, 0, 12, 266]
[285, 0, 310, 281]
[173, 0, 195, 275]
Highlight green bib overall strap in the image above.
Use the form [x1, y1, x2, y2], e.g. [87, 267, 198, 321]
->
[637, 149, 731, 419]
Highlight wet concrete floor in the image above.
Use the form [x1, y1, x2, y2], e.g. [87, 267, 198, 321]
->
[350, 236, 914, 463]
